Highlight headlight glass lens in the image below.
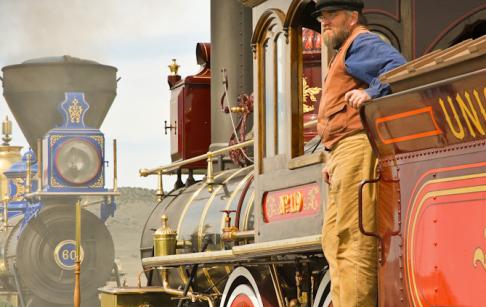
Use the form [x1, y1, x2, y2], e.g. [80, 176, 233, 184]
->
[55, 139, 101, 185]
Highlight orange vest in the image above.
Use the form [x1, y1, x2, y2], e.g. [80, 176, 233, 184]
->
[317, 26, 369, 149]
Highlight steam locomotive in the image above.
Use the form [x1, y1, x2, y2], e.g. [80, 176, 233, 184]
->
[0, 56, 119, 307]
[95, 0, 486, 306]
[99, 1, 486, 307]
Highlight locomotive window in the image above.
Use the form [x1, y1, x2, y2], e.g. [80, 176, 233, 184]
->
[264, 37, 276, 157]
[286, 23, 323, 159]
[262, 29, 288, 158]
[276, 33, 288, 155]
[252, 9, 289, 173]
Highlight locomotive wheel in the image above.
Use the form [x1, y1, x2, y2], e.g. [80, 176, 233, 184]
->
[226, 284, 260, 307]
[221, 267, 278, 307]
[13, 204, 114, 306]
[313, 270, 332, 307]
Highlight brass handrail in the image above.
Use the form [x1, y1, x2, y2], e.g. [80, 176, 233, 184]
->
[303, 119, 317, 129]
[140, 121, 316, 177]
[139, 139, 254, 177]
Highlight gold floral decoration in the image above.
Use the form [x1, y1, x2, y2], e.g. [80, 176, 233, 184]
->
[68, 98, 83, 124]
[90, 176, 104, 188]
[89, 135, 104, 147]
[51, 176, 63, 187]
[303, 77, 321, 113]
[50, 135, 63, 148]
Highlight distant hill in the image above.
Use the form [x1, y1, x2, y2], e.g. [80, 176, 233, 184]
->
[104, 187, 157, 285]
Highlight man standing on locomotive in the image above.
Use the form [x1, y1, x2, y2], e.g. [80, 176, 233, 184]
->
[315, 0, 406, 306]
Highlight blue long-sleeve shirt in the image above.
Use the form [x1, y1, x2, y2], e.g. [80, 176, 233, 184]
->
[345, 33, 406, 98]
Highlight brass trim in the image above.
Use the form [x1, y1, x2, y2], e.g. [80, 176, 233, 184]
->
[219, 169, 254, 242]
[218, 169, 254, 275]
[244, 191, 255, 231]
[303, 119, 317, 129]
[2, 195, 8, 231]
[175, 172, 226, 284]
[25, 154, 31, 194]
[142, 235, 322, 267]
[25, 191, 120, 198]
[139, 140, 253, 177]
[37, 138, 42, 192]
[53, 239, 84, 270]
[270, 264, 285, 307]
[198, 167, 249, 250]
[198, 167, 248, 294]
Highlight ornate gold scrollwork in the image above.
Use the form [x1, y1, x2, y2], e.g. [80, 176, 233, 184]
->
[50, 135, 63, 148]
[68, 98, 83, 124]
[303, 77, 321, 113]
[90, 176, 104, 188]
[51, 176, 63, 188]
[473, 228, 486, 271]
[13, 178, 25, 201]
[89, 135, 104, 147]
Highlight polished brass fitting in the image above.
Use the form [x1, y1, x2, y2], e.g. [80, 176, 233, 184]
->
[230, 106, 245, 113]
[206, 154, 214, 193]
[156, 171, 164, 202]
[168, 59, 180, 76]
[25, 153, 32, 194]
[153, 215, 177, 257]
[2, 116, 12, 146]
[221, 210, 238, 242]
[1, 195, 8, 232]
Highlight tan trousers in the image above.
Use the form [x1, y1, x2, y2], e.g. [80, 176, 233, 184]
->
[322, 133, 378, 307]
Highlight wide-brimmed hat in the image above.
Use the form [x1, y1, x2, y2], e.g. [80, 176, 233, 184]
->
[313, 0, 364, 17]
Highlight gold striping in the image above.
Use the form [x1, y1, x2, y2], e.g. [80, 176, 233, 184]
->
[202, 267, 220, 295]
[197, 167, 249, 294]
[405, 171, 486, 307]
[176, 172, 225, 239]
[197, 167, 249, 250]
[218, 168, 253, 274]
[175, 175, 222, 284]
[244, 191, 256, 231]
[408, 180, 486, 307]
[219, 168, 254, 246]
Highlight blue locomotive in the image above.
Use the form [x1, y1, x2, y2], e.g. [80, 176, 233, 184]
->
[0, 56, 119, 307]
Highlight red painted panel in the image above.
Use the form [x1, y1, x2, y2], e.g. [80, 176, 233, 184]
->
[405, 168, 486, 307]
[169, 77, 211, 169]
[413, 194, 486, 307]
[262, 183, 321, 223]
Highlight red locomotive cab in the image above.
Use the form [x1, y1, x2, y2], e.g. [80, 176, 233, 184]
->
[167, 43, 211, 169]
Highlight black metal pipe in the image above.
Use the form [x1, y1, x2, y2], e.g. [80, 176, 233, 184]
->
[176, 235, 212, 307]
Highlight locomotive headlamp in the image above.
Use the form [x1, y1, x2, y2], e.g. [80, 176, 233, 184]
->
[42, 92, 107, 192]
[54, 138, 101, 185]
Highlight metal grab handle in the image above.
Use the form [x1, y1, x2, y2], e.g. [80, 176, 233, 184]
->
[358, 176, 385, 264]
[164, 120, 177, 135]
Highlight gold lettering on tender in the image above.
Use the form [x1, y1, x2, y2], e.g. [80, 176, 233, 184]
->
[473, 248, 486, 271]
[457, 92, 485, 137]
[439, 97, 465, 139]
[474, 89, 486, 121]
[473, 228, 486, 271]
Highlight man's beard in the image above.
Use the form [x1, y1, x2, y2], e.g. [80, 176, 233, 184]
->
[324, 27, 351, 50]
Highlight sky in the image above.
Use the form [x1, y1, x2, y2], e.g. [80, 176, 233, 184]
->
[0, 0, 211, 190]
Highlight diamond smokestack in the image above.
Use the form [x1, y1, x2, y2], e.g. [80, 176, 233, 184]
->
[2, 55, 118, 149]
